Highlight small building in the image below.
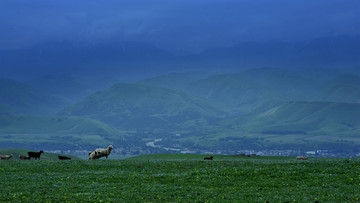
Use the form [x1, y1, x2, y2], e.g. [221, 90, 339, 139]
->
[306, 151, 316, 155]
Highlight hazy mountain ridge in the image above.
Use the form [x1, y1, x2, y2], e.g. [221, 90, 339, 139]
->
[1, 35, 359, 80]
[240, 101, 360, 134]
[141, 68, 360, 105]
[138, 72, 212, 91]
[196, 35, 360, 68]
[185, 68, 317, 113]
[27, 75, 120, 102]
[315, 74, 360, 103]
[59, 83, 229, 130]
[0, 78, 71, 115]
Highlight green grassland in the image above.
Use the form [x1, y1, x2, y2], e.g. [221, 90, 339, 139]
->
[1, 153, 359, 202]
[0, 115, 126, 148]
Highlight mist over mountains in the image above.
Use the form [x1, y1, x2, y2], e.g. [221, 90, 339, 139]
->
[196, 35, 360, 69]
[0, 41, 175, 80]
[1, 35, 359, 80]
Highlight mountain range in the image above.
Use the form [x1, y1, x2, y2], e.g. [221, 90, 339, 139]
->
[1, 67, 359, 155]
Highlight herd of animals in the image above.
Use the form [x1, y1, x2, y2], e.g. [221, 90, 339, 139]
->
[0, 145, 114, 160]
[0, 145, 309, 160]
[0, 150, 44, 160]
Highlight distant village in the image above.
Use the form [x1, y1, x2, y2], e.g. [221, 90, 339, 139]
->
[45, 147, 359, 158]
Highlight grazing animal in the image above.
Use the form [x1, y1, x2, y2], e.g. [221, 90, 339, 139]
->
[204, 156, 214, 160]
[296, 156, 308, 160]
[19, 155, 30, 160]
[58, 155, 71, 160]
[27, 150, 44, 160]
[89, 145, 113, 160]
[0, 154, 13, 160]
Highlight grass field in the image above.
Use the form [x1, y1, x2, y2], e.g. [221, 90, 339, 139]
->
[1, 153, 360, 202]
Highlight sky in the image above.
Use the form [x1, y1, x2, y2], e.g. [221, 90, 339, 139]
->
[1, 0, 359, 55]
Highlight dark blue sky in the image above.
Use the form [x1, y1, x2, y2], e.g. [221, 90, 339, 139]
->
[0, 0, 359, 80]
[1, 0, 359, 55]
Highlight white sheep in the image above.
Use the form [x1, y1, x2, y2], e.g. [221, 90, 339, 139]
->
[0, 154, 13, 160]
[89, 145, 113, 160]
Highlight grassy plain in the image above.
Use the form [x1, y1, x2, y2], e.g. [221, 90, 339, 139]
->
[1, 154, 359, 202]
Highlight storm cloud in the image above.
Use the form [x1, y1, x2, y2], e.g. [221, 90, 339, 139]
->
[1, 0, 359, 54]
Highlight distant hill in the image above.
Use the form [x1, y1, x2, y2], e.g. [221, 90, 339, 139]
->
[0, 115, 126, 149]
[59, 83, 228, 130]
[240, 101, 360, 134]
[315, 73, 360, 103]
[179, 68, 326, 113]
[137, 68, 360, 109]
[0, 78, 70, 115]
[139, 72, 211, 91]
[195, 101, 360, 152]
[27, 75, 119, 102]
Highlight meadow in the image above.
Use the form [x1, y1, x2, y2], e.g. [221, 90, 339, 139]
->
[1, 154, 360, 202]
